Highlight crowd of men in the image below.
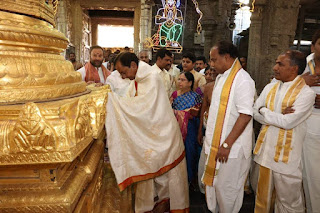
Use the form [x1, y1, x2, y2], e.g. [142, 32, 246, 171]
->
[73, 29, 320, 213]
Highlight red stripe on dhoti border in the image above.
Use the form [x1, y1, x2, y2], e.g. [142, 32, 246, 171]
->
[118, 151, 185, 191]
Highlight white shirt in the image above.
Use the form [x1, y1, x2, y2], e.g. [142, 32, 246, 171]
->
[152, 64, 174, 97]
[303, 53, 320, 115]
[168, 64, 181, 78]
[106, 61, 185, 186]
[199, 68, 206, 75]
[77, 66, 106, 84]
[204, 61, 255, 159]
[105, 70, 131, 97]
[253, 77, 315, 174]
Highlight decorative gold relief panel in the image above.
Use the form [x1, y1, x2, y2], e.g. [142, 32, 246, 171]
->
[0, 86, 109, 165]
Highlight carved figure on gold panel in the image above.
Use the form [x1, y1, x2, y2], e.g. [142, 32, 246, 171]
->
[74, 99, 92, 142]
[10, 102, 57, 153]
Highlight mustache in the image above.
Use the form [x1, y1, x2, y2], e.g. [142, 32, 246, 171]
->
[90, 60, 103, 67]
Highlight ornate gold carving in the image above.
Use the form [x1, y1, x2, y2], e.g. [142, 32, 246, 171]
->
[0, 11, 87, 103]
[0, 0, 56, 25]
[0, 86, 108, 165]
[0, 3, 109, 212]
[86, 85, 110, 138]
[10, 102, 57, 153]
[0, 139, 105, 212]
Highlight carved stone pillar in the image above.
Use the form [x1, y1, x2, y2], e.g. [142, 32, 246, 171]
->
[71, 0, 84, 63]
[247, 0, 300, 93]
[140, 0, 153, 53]
[55, 0, 68, 37]
[133, 5, 141, 54]
[199, 0, 233, 59]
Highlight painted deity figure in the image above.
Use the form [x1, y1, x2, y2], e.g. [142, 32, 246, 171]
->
[155, 0, 183, 48]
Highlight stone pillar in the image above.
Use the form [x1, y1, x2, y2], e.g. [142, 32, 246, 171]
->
[55, 0, 67, 37]
[71, 0, 83, 63]
[140, 0, 153, 53]
[199, 0, 234, 59]
[91, 20, 98, 46]
[247, 0, 300, 93]
[133, 5, 141, 54]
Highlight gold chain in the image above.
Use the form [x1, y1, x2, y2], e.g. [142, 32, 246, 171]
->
[191, 0, 203, 34]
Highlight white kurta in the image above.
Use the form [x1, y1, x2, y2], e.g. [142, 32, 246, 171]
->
[151, 64, 174, 98]
[168, 64, 181, 78]
[203, 59, 255, 213]
[199, 68, 206, 75]
[302, 53, 320, 213]
[253, 76, 315, 213]
[105, 70, 131, 97]
[253, 76, 315, 174]
[204, 65, 255, 159]
[77, 65, 106, 84]
[106, 61, 188, 211]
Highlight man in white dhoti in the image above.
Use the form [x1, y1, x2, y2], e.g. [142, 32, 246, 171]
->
[253, 50, 315, 213]
[151, 48, 176, 97]
[106, 52, 189, 212]
[202, 41, 255, 212]
[301, 29, 320, 213]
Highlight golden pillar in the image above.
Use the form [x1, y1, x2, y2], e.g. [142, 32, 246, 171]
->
[0, 0, 111, 212]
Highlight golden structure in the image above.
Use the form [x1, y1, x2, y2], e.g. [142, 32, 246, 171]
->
[0, 0, 113, 212]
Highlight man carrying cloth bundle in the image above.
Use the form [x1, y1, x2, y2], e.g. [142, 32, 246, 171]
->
[106, 52, 189, 212]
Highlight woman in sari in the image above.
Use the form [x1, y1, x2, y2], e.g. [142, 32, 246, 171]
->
[170, 72, 202, 184]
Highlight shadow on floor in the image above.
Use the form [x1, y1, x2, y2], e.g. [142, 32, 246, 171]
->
[189, 188, 255, 213]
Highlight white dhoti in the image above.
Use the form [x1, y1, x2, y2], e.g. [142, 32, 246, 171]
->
[205, 149, 251, 213]
[198, 146, 206, 194]
[135, 158, 189, 213]
[302, 113, 320, 213]
[106, 61, 189, 212]
[255, 165, 305, 213]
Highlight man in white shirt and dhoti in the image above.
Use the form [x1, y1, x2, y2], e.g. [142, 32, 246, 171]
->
[106, 52, 189, 212]
[151, 48, 176, 98]
[202, 41, 255, 212]
[253, 50, 315, 213]
[301, 29, 320, 213]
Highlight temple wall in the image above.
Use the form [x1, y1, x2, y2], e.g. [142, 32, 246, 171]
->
[247, 0, 300, 93]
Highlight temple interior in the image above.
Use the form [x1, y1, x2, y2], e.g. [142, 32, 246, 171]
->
[0, 0, 320, 212]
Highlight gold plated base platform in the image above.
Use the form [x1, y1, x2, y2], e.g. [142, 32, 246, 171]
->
[0, 1, 114, 211]
[0, 86, 111, 212]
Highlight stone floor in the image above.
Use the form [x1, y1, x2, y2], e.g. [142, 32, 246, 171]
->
[189, 188, 255, 213]
[102, 152, 255, 212]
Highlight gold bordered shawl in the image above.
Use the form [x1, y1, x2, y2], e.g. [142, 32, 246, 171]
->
[202, 59, 242, 186]
[253, 77, 306, 163]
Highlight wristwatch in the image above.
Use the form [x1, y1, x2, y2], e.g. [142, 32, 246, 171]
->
[222, 142, 231, 149]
